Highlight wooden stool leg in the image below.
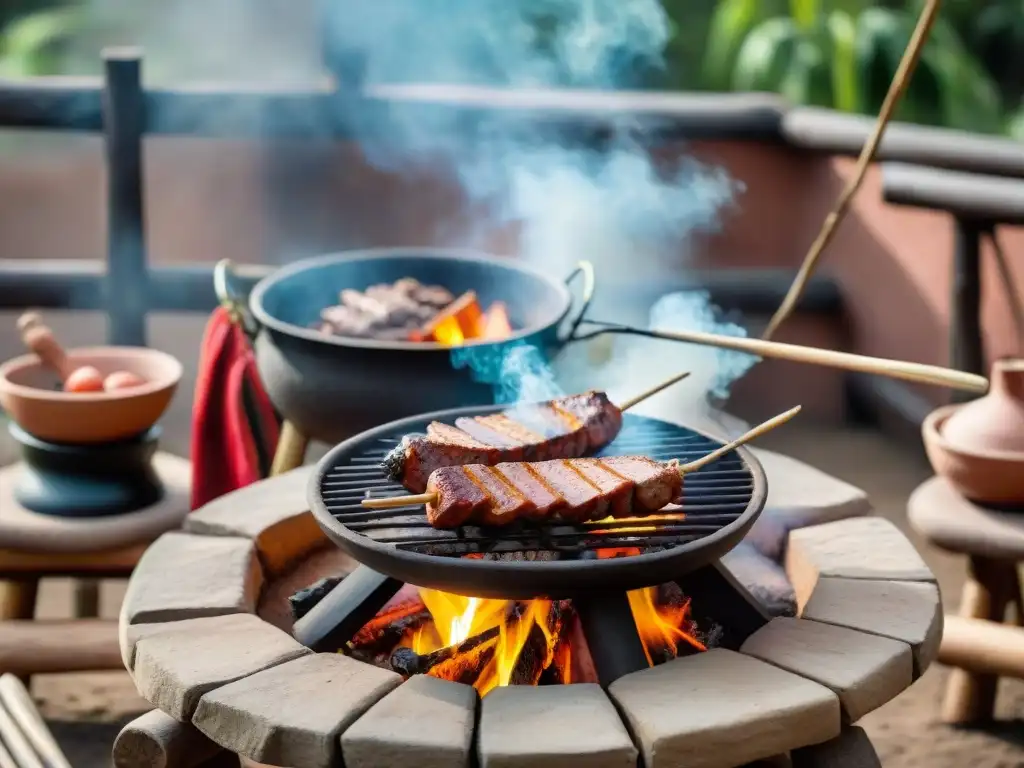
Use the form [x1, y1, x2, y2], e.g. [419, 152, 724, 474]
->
[941, 557, 1016, 724]
[72, 579, 101, 618]
[1011, 568, 1024, 628]
[0, 580, 40, 686]
[0, 582, 37, 622]
[270, 421, 309, 477]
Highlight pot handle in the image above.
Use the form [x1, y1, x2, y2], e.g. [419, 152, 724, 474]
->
[214, 259, 259, 338]
[556, 260, 596, 347]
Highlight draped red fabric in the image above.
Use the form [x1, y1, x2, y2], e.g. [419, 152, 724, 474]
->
[190, 307, 280, 510]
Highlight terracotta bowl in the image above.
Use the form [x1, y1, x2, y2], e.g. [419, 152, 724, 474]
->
[0, 347, 182, 444]
[922, 404, 1024, 505]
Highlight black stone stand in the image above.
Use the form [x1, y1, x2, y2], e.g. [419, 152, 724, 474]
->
[10, 422, 166, 518]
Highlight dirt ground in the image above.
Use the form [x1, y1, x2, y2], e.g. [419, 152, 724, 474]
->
[7, 424, 1018, 767]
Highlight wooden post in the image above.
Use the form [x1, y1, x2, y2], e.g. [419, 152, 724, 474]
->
[949, 217, 985, 403]
[102, 48, 149, 347]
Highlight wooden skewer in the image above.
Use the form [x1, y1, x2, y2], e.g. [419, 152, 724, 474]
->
[677, 405, 801, 474]
[617, 370, 691, 411]
[644, 326, 988, 394]
[762, 0, 942, 340]
[362, 405, 801, 510]
[0, 675, 72, 768]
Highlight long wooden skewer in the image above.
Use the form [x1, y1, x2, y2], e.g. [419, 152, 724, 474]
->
[763, 0, 942, 340]
[677, 405, 800, 474]
[642, 326, 987, 394]
[617, 370, 691, 410]
[362, 405, 801, 510]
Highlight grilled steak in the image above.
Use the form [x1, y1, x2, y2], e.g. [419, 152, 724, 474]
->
[382, 391, 624, 493]
[425, 456, 682, 529]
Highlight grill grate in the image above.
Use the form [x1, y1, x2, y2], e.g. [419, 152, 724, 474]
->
[317, 413, 756, 557]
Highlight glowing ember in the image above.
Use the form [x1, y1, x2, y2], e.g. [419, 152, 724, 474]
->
[419, 291, 514, 347]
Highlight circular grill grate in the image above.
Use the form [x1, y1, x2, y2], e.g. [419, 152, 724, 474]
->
[308, 406, 767, 599]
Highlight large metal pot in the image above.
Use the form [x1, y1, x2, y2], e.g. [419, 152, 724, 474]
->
[218, 249, 594, 444]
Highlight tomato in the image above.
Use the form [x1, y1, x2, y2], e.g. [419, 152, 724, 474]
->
[103, 371, 148, 391]
[64, 366, 105, 393]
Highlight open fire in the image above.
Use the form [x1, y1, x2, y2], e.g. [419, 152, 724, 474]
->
[345, 558, 709, 696]
[316, 278, 513, 345]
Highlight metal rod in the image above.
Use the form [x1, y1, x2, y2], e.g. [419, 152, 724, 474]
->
[102, 48, 148, 346]
[573, 591, 651, 687]
[292, 565, 404, 652]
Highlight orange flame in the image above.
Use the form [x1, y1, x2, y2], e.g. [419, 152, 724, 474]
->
[418, 292, 514, 347]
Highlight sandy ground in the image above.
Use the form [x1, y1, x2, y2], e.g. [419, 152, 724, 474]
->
[4, 424, 1017, 767]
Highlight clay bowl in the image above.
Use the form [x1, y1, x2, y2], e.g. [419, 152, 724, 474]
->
[923, 404, 1024, 506]
[0, 347, 182, 444]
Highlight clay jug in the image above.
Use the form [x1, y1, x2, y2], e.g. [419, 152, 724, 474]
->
[942, 358, 1024, 455]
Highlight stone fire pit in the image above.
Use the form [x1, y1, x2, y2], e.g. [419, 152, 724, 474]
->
[118, 450, 941, 768]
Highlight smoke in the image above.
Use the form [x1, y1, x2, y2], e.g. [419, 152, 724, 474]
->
[57, 0, 758, 418]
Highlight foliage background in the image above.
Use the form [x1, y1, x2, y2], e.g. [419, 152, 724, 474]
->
[1, 0, 1023, 138]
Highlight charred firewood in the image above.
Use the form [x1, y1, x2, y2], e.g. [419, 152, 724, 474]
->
[429, 638, 499, 686]
[510, 600, 572, 686]
[289, 576, 344, 621]
[538, 604, 577, 685]
[389, 625, 501, 677]
[347, 599, 431, 656]
[655, 582, 705, 659]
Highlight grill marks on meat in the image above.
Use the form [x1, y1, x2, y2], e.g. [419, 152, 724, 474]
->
[383, 391, 623, 493]
[425, 456, 682, 529]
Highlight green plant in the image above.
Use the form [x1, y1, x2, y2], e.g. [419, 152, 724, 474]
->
[0, 6, 86, 76]
[700, 0, 1006, 133]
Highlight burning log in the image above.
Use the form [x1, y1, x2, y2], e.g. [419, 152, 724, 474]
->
[651, 582, 707, 662]
[509, 600, 572, 686]
[347, 599, 431, 656]
[429, 637, 499, 686]
[539, 605, 577, 686]
[390, 625, 502, 678]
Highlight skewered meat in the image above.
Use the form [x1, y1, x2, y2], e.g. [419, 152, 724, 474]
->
[424, 456, 683, 529]
[381, 391, 624, 493]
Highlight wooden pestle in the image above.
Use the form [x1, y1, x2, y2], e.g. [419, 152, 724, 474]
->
[16, 312, 75, 382]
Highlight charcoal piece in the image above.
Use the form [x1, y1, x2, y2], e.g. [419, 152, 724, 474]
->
[348, 601, 431, 655]
[289, 576, 344, 621]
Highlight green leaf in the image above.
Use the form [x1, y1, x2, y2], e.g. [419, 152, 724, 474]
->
[702, 0, 764, 91]
[789, 0, 818, 33]
[779, 37, 832, 107]
[0, 7, 85, 77]
[827, 9, 858, 112]
[731, 16, 801, 93]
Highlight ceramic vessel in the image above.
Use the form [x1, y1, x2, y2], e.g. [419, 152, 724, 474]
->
[922, 358, 1024, 505]
[0, 347, 182, 444]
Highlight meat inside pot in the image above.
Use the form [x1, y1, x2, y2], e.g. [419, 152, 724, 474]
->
[314, 278, 514, 344]
[315, 278, 456, 340]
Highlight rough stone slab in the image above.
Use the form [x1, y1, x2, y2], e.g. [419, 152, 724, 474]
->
[122, 532, 262, 626]
[721, 541, 796, 617]
[785, 517, 934, 609]
[745, 449, 871, 560]
[122, 615, 224, 674]
[193, 653, 401, 768]
[609, 648, 840, 768]
[790, 727, 881, 768]
[800, 577, 943, 677]
[185, 466, 327, 576]
[342, 675, 477, 768]
[133, 613, 311, 721]
[741, 617, 913, 723]
[478, 684, 636, 768]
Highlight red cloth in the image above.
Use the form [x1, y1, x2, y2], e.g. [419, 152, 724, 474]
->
[190, 307, 280, 510]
